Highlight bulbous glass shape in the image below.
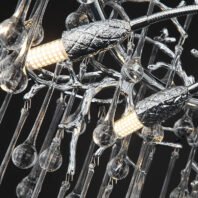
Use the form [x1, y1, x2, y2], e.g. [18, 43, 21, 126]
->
[191, 192, 198, 198]
[141, 125, 164, 142]
[39, 142, 63, 172]
[0, 67, 28, 94]
[121, 59, 144, 84]
[169, 187, 190, 198]
[77, 0, 95, 4]
[174, 115, 194, 139]
[16, 176, 36, 198]
[0, 16, 27, 50]
[12, 142, 38, 169]
[65, 11, 89, 30]
[93, 122, 116, 148]
[107, 156, 129, 180]
[191, 180, 198, 198]
[0, 52, 28, 94]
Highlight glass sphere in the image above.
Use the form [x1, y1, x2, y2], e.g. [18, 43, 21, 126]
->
[141, 125, 164, 142]
[0, 17, 27, 50]
[65, 11, 89, 30]
[0, 44, 3, 56]
[93, 122, 116, 148]
[191, 192, 198, 198]
[107, 156, 129, 180]
[39, 145, 62, 172]
[121, 59, 144, 84]
[191, 180, 198, 198]
[0, 52, 28, 94]
[77, 0, 95, 4]
[174, 115, 194, 138]
[169, 187, 190, 198]
[12, 142, 38, 169]
[16, 176, 36, 198]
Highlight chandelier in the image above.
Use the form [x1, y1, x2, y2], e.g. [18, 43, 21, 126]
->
[0, 0, 198, 197]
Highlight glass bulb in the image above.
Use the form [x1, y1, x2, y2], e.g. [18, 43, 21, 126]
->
[0, 16, 27, 50]
[169, 187, 190, 198]
[77, 0, 96, 4]
[174, 115, 194, 137]
[65, 11, 89, 30]
[191, 180, 198, 198]
[169, 170, 191, 198]
[121, 58, 144, 84]
[12, 141, 38, 169]
[0, 52, 28, 94]
[141, 125, 164, 142]
[16, 176, 36, 198]
[93, 121, 116, 148]
[107, 155, 129, 180]
[39, 139, 63, 172]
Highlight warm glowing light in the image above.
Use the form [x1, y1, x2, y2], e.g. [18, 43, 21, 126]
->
[27, 40, 144, 138]
[114, 111, 143, 138]
[26, 39, 68, 69]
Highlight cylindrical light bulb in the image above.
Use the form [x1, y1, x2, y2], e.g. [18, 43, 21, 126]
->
[26, 39, 68, 69]
[114, 111, 143, 138]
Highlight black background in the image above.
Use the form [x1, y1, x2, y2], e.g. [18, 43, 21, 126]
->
[0, 0, 198, 198]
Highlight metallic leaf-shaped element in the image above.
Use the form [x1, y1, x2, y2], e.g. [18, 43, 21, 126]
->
[62, 19, 131, 60]
[136, 86, 189, 126]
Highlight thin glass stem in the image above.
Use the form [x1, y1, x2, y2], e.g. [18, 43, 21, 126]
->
[80, 162, 95, 198]
[97, 142, 122, 198]
[126, 141, 155, 198]
[0, 103, 30, 184]
[159, 148, 180, 198]
[165, 14, 193, 88]
[31, 169, 47, 198]
[64, 141, 95, 198]
[133, 0, 155, 58]
[13, 0, 32, 20]
[0, 93, 12, 125]
[26, 63, 62, 145]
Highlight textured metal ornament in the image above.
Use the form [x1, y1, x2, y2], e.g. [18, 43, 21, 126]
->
[136, 86, 189, 126]
[62, 19, 131, 60]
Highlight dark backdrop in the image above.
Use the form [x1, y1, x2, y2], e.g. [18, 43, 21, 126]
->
[0, 0, 198, 198]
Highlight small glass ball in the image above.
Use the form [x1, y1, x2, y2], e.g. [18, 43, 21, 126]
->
[174, 115, 194, 138]
[16, 176, 36, 198]
[65, 11, 89, 30]
[169, 187, 190, 198]
[0, 17, 27, 50]
[12, 142, 38, 169]
[93, 122, 116, 148]
[141, 125, 164, 142]
[121, 59, 144, 84]
[0, 64, 28, 94]
[191, 180, 198, 196]
[39, 146, 62, 172]
[107, 156, 129, 180]
[191, 191, 198, 198]
[77, 0, 95, 4]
